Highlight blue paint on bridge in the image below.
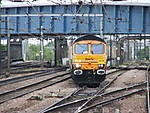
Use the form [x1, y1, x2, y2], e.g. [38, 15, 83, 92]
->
[1, 3, 150, 35]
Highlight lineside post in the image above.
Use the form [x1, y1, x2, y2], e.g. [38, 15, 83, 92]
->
[6, 17, 10, 77]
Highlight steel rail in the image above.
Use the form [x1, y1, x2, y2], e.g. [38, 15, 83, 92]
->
[78, 89, 145, 113]
[40, 70, 127, 113]
[0, 72, 71, 104]
[75, 71, 126, 112]
[0, 67, 67, 86]
[41, 98, 88, 113]
[41, 81, 146, 113]
[40, 67, 137, 113]
[39, 88, 84, 113]
[11, 63, 41, 70]
[39, 68, 126, 112]
[75, 65, 135, 112]
[10, 69, 47, 74]
[146, 65, 150, 113]
[10, 62, 33, 67]
[10, 62, 44, 73]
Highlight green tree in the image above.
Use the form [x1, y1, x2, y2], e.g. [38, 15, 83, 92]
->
[28, 42, 54, 61]
[0, 44, 6, 51]
[44, 42, 54, 61]
[138, 46, 149, 60]
[28, 44, 40, 60]
[44, 47, 54, 61]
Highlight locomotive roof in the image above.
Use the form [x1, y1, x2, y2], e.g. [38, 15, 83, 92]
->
[73, 35, 106, 43]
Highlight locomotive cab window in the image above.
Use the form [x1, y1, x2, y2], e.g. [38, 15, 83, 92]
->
[91, 44, 104, 54]
[75, 44, 88, 54]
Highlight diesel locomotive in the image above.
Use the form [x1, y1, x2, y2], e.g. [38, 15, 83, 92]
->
[70, 35, 107, 86]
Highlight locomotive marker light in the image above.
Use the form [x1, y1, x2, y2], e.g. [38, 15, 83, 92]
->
[75, 64, 82, 68]
[98, 64, 104, 68]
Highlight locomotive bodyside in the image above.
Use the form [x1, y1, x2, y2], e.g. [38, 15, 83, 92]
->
[71, 35, 107, 85]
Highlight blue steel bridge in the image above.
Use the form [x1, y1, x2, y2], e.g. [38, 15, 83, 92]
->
[0, 2, 150, 36]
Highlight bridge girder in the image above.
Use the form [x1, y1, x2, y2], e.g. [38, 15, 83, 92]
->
[1, 3, 150, 36]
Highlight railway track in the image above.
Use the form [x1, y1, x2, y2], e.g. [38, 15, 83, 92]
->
[0, 66, 123, 87]
[77, 82, 145, 113]
[0, 67, 67, 86]
[11, 63, 40, 70]
[0, 72, 71, 104]
[10, 68, 46, 74]
[10, 62, 33, 67]
[10, 61, 44, 68]
[0, 67, 125, 105]
[10, 67, 64, 75]
[76, 65, 147, 113]
[10, 62, 41, 71]
[10, 62, 52, 74]
[40, 82, 146, 113]
[39, 69, 129, 113]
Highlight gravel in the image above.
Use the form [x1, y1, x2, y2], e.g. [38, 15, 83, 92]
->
[0, 79, 77, 113]
[102, 69, 146, 113]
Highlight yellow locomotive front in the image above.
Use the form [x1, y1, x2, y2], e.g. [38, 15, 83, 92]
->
[71, 35, 107, 86]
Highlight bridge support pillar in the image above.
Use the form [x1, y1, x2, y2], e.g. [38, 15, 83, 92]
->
[54, 36, 68, 66]
[118, 41, 124, 65]
[139, 39, 142, 61]
[109, 35, 112, 67]
[10, 38, 23, 62]
[0, 37, 8, 76]
[134, 40, 136, 60]
[127, 40, 130, 61]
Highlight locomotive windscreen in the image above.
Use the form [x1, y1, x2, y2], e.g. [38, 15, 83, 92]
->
[91, 44, 104, 54]
[75, 44, 88, 54]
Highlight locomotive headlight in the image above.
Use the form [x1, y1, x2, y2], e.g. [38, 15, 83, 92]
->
[75, 64, 81, 68]
[98, 64, 104, 68]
